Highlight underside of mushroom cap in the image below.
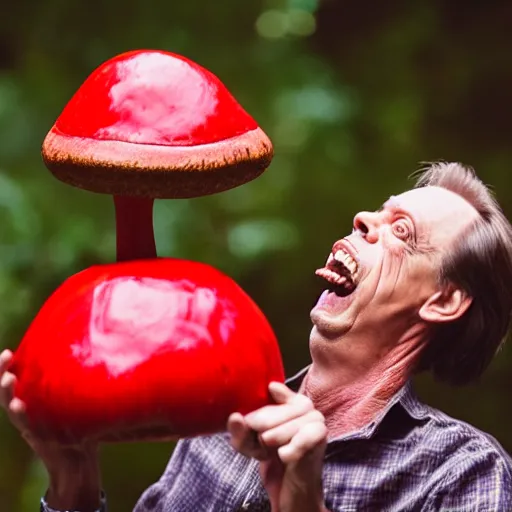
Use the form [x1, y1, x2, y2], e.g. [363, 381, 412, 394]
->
[42, 127, 272, 198]
[41, 50, 274, 198]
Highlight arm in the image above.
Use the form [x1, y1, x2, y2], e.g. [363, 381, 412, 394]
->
[0, 350, 102, 512]
[228, 382, 331, 512]
[39, 445, 102, 512]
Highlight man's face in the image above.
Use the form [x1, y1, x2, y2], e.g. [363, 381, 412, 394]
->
[310, 186, 479, 349]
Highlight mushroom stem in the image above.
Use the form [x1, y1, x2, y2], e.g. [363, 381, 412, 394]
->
[114, 196, 157, 262]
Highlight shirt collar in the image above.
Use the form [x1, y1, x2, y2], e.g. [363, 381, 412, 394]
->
[285, 366, 430, 443]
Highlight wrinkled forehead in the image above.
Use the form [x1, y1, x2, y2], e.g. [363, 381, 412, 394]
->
[390, 186, 479, 246]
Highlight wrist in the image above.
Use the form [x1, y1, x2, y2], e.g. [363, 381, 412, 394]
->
[45, 444, 101, 512]
[42, 492, 105, 512]
[47, 477, 101, 512]
[279, 491, 325, 512]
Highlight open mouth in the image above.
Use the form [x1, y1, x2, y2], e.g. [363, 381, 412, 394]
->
[315, 246, 359, 297]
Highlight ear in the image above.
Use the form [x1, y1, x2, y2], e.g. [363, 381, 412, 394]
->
[418, 285, 472, 324]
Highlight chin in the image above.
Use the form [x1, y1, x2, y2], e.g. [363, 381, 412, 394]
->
[309, 286, 360, 340]
[310, 309, 350, 341]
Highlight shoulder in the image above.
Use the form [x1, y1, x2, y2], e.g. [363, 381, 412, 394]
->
[399, 385, 511, 468]
[419, 405, 512, 509]
[424, 405, 512, 467]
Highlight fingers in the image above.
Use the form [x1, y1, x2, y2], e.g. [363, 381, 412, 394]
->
[244, 390, 314, 433]
[230, 383, 327, 510]
[268, 381, 296, 404]
[0, 350, 13, 376]
[0, 350, 15, 408]
[227, 412, 270, 461]
[229, 382, 327, 468]
[0, 371, 16, 407]
[0, 349, 13, 364]
[9, 397, 26, 415]
[227, 412, 251, 450]
[0, 350, 30, 434]
[1, 374, 29, 433]
[277, 421, 328, 465]
[9, 397, 31, 432]
[259, 409, 324, 448]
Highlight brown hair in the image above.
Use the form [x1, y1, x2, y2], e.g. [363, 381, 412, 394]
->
[414, 162, 512, 385]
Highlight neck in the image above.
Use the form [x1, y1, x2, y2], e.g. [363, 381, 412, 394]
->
[301, 325, 427, 439]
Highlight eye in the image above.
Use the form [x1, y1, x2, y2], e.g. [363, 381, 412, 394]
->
[391, 219, 411, 240]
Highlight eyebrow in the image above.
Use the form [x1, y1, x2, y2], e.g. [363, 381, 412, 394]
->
[381, 197, 416, 222]
[382, 196, 400, 210]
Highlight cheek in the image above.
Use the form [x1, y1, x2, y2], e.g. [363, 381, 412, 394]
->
[407, 259, 439, 291]
[379, 253, 408, 288]
[378, 233, 409, 277]
[391, 257, 439, 308]
[381, 229, 407, 257]
[369, 241, 418, 301]
[357, 242, 384, 272]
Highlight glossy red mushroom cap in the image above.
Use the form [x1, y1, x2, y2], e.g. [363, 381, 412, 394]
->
[10, 258, 285, 443]
[42, 50, 273, 198]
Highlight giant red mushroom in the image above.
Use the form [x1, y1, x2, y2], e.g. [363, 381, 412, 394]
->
[9, 50, 284, 443]
[41, 49, 274, 261]
[11, 259, 284, 442]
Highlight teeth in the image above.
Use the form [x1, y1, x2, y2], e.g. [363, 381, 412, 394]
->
[334, 249, 355, 266]
[333, 249, 358, 277]
[315, 268, 353, 289]
[336, 275, 347, 285]
[317, 246, 360, 289]
[334, 250, 345, 263]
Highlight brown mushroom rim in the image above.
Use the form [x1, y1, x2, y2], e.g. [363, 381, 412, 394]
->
[41, 127, 273, 198]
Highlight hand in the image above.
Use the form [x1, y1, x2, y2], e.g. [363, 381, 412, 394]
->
[0, 349, 101, 512]
[228, 382, 328, 512]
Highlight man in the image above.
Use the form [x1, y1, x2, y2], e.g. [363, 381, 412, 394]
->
[1, 162, 512, 511]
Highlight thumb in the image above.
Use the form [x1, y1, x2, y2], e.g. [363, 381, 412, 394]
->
[268, 382, 295, 404]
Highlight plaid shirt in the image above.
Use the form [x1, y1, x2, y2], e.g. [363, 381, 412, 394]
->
[42, 369, 512, 512]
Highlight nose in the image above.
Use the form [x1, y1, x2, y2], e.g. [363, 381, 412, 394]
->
[353, 211, 380, 243]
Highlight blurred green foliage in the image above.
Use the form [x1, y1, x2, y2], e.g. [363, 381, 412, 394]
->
[1, 0, 512, 510]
